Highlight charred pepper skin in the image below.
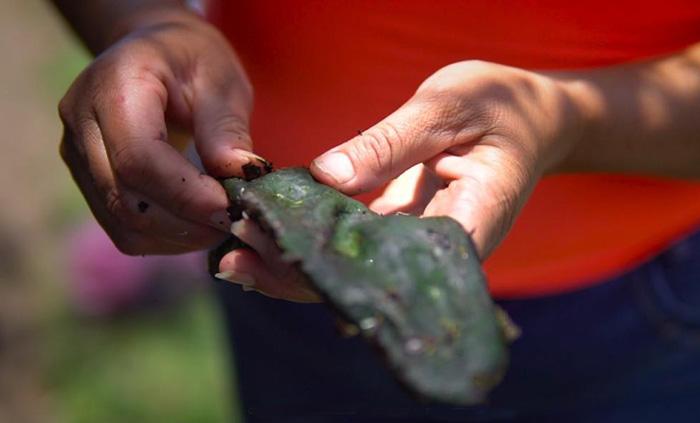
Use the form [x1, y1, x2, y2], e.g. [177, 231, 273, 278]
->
[210, 167, 511, 405]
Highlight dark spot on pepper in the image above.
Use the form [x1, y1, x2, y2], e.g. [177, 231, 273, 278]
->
[386, 288, 401, 302]
[137, 201, 149, 213]
[181, 177, 186, 182]
[426, 228, 451, 250]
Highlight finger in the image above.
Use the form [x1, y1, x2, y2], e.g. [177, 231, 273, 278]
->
[62, 113, 226, 254]
[369, 164, 444, 215]
[423, 146, 534, 258]
[95, 68, 231, 232]
[230, 219, 288, 277]
[104, 185, 228, 250]
[61, 129, 191, 255]
[310, 97, 485, 195]
[75, 110, 227, 249]
[190, 54, 262, 178]
[218, 249, 321, 303]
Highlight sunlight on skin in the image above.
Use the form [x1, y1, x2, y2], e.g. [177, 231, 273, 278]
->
[369, 164, 445, 216]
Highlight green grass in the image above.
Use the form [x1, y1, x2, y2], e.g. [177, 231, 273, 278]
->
[46, 295, 240, 423]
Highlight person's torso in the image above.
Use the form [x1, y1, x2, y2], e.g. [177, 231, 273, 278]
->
[209, 0, 700, 298]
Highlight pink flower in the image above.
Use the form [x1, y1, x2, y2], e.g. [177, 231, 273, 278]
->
[66, 220, 208, 316]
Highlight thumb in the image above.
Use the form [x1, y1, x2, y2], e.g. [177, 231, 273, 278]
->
[310, 99, 472, 195]
[192, 71, 259, 178]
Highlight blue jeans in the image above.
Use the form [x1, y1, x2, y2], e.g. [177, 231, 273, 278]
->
[215, 229, 700, 422]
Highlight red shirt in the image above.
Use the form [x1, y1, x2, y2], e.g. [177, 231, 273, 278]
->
[209, 0, 700, 298]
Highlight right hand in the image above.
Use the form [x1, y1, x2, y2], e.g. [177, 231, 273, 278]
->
[59, 10, 257, 255]
[218, 60, 584, 302]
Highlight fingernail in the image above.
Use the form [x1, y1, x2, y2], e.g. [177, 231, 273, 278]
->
[210, 210, 231, 228]
[214, 271, 256, 286]
[313, 152, 355, 184]
[230, 220, 245, 236]
[242, 285, 256, 292]
[232, 149, 266, 165]
[231, 148, 256, 160]
[246, 152, 273, 170]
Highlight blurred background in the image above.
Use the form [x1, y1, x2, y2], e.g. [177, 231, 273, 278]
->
[0, 0, 238, 421]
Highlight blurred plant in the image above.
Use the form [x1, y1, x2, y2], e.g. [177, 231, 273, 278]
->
[66, 220, 209, 317]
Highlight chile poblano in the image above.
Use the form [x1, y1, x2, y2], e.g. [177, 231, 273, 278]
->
[210, 167, 513, 404]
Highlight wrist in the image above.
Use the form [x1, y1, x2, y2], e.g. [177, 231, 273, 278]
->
[101, 3, 200, 52]
[544, 72, 603, 174]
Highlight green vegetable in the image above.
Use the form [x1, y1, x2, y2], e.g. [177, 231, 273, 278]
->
[210, 167, 513, 404]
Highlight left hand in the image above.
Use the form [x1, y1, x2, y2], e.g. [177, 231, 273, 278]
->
[218, 60, 584, 302]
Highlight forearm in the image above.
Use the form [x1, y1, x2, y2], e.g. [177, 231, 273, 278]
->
[556, 43, 700, 179]
[50, 0, 191, 54]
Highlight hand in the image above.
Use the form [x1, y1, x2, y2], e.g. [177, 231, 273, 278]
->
[218, 60, 583, 302]
[59, 9, 257, 255]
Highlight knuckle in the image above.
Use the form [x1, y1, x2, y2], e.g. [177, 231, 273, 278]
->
[58, 126, 88, 167]
[210, 113, 250, 141]
[355, 123, 399, 173]
[93, 53, 167, 110]
[417, 61, 486, 97]
[449, 174, 519, 242]
[112, 144, 151, 188]
[58, 67, 94, 124]
[458, 59, 489, 73]
[104, 188, 152, 232]
[57, 96, 74, 124]
[216, 68, 254, 106]
[59, 91, 97, 133]
[104, 188, 130, 221]
[114, 63, 159, 92]
[415, 61, 507, 131]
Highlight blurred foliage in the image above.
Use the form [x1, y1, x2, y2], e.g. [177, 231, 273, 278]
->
[39, 43, 90, 101]
[46, 297, 237, 423]
[0, 0, 240, 421]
